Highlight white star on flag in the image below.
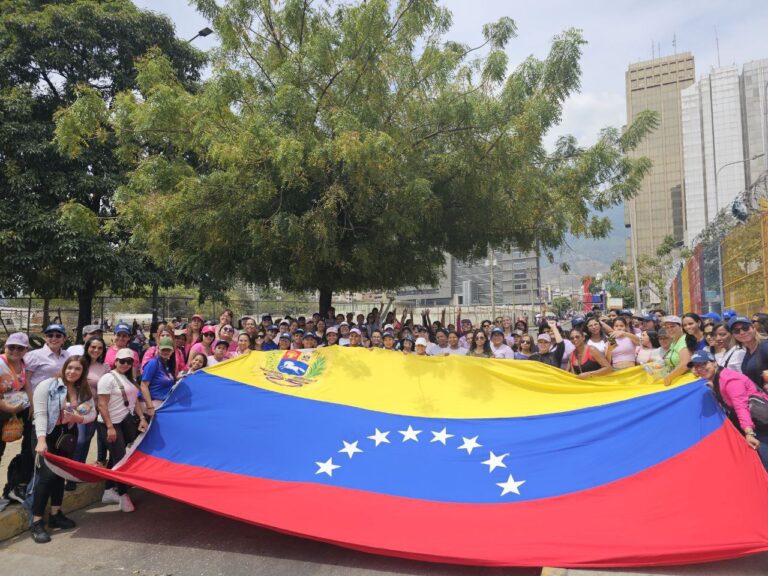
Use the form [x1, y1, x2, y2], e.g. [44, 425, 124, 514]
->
[496, 474, 526, 496]
[338, 440, 363, 459]
[398, 425, 422, 442]
[430, 427, 454, 445]
[367, 428, 391, 447]
[315, 457, 341, 477]
[481, 451, 509, 473]
[457, 435, 482, 455]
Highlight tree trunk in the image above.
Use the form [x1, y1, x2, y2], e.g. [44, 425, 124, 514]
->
[42, 298, 51, 329]
[76, 277, 96, 344]
[318, 287, 333, 319]
[151, 282, 160, 329]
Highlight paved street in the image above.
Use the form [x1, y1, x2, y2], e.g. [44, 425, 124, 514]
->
[0, 490, 539, 576]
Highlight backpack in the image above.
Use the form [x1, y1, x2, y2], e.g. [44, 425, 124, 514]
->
[2, 453, 25, 498]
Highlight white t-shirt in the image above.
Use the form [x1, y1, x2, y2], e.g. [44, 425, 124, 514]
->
[97, 371, 139, 424]
[490, 343, 514, 359]
[587, 338, 607, 354]
[445, 347, 468, 356]
[427, 343, 450, 356]
[715, 346, 746, 372]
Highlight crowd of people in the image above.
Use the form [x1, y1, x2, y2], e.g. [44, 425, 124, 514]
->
[2, 304, 768, 543]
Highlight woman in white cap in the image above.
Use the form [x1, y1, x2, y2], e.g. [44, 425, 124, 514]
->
[348, 328, 363, 348]
[689, 349, 768, 471]
[662, 316, 694, 387]
[322, 326, 339, 347]
[414, 337, 429, 356]
[30, 356, 95, 543]
[1, 333, 34, 502]
[97, 348, 148, 512]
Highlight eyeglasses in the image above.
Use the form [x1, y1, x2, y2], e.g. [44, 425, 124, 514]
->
[116, 358, 134, 365]
[704, 332, 715, 338]
[732, 325, 752, 335]
[475, 335, 486, 340]
[203, 333, 215, 337]
[481, 324, 490, 328]
[45, 333, 64, 339]
[6, 345, 26, 352]
[222, 327, 234, 332]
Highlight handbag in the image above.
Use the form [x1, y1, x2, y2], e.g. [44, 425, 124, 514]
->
[748, 395, 768, 426]
[1, 415, 23, 443]
[52, 431, 76, 458]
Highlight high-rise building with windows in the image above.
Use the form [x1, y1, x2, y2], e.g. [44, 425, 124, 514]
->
[681, 59, 768, 245]
[625, 53, 695, 258]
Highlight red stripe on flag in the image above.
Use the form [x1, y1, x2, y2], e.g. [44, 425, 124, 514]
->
[47, 423, 768, 567]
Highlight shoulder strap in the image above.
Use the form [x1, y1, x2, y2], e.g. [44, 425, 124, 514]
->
[111, 371, 130, 407]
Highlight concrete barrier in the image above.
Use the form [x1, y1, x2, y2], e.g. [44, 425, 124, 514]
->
[0, 481, 104, 542]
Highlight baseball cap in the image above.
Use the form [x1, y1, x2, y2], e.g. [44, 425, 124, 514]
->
[44, 323, 66, 335]
[115, 348, 134, 360]
[642, 314, 656, 322]
[662, 316, 682, 325]
[491, 327, 504, 336]
[279, 319, 289, 326]
[214, 339, 230, 348]
[267, 324, 279, 331]
[571, 316, 585, 326]
[173, 329, 187, 337]
[537, 334, 551, 343]
[114, 322, 131, 335]
[723, 309, 737, 321]
[5, 332, 29, 348]
[279, 333, 291, 340]
[415, 337, 428, 347]
[728, 315, 752, 331]
[201, 325, 216, 335]
[82, 324, 102, 336]
[383, 331, 395, 339]
[350, 328, 362, 335]
[326, 326, 338, 334]
[701, 312, 722, 322]
[191, 314, 205, 322]
[158, 337, 174, 350]
[461, 318, 472, 324]
[687, 349, 715, 368]
[302, 332, 318, 341]
[261, 314, 272, 321]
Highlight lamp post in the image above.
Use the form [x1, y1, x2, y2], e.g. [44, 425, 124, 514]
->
[187, 27, 213, 43]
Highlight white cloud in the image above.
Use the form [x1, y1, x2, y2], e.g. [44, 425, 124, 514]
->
[544, 91, 626, 150]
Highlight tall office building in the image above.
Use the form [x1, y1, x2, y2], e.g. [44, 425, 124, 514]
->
[625, 53, 695, 258]
[681, 59, 768, 244]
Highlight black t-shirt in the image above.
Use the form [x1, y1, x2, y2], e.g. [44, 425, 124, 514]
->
[530, 341, 565, 368]
[741, 340, 768, 389]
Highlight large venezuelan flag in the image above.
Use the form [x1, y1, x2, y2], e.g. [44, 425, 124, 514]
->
[48, 347, 768, 567]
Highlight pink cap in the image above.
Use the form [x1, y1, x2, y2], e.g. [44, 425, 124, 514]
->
[202, 325, 216, 335]
[191, 314, 205, 322]
[350, 328, 362, 335]
[5, 332, 29, 348]
[326, 326, 338, 334]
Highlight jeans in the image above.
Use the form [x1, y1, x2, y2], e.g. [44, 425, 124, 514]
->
[72, 421, 106, 463]
[757, 429, 768, 471]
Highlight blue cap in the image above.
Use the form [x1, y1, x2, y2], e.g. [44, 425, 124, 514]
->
[279, 332, 291, 340]
[642, 314, 656, 322]
[294, 328, 304, 335]
[44, 323, 66, 335]
[491, 327, 505, 336]
[728, 315, 751, 330]
[302, 332, 318, 340]
[687, 349, 715, 368]
[571, 316, 585, 326]
[723, 309, 737, 320]
[261, 314, 272, 320]
[702, 312, 721, 322]
[383, 331, 395, 339]
[114, 322, 131, 335]
[267, 324, 279, 331]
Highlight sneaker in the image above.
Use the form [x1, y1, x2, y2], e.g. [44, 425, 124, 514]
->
[64, 481, 77, 492]
[48, 510, 76, 530]
[30, 520, 51, 543]
[7, 484, 26, 504]
[101, 487, 120, 504]
[94, 460, 108, 468]
[119, 494, 135, 513]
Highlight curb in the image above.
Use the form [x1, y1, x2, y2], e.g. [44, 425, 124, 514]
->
[0, 481, 104, 542]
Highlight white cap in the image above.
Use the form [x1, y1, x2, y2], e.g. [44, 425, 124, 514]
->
[115, 348, 134, 360]
[415, 337, 428, 347]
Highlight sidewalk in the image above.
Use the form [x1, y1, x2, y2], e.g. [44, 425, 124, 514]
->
[0, 437, 104, 541]
[542, 554, 768, 575]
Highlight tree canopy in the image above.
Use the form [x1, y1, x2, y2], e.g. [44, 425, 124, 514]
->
[0, 0, 206, 334]
[54, 0, 657, 312]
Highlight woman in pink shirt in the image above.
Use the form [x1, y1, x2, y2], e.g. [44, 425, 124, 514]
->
[605, 317, 639, 370]
[189, 325, 216, 358]
[689, 349, 768, 471]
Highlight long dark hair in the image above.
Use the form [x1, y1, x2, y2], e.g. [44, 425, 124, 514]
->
[82, 336, 107, 367]
[59, 356, 92, 402]
[645, 330, 661, 349]
[470, 331, 492, 357]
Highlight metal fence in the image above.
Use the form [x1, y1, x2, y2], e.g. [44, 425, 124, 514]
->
[0, 294, 544, 339]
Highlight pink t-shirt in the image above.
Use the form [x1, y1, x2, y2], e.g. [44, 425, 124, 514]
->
[104, 346, 139, 368]
[611, 336, 636, 366]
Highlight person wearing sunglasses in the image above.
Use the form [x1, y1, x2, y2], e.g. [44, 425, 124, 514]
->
[140, 337, 176, 422]
[1, 333, 35, 504]
[729, 315, 768, 390]
[514, 335, 535, 360]
[688, 349, 768, 471]
[711, 322, 745, 372]
[96, 347, 147, 512]
[217, 323, 239, 354]
[189, 324, 217, 359]
[105, 322, 139, 380]
[24, 324, 70, 392]
[467, 331, 492, 358]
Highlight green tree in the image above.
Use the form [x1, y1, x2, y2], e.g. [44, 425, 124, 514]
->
[0, 0, 205, 339]
[602, 259, 635, 308]
[56, 0, 657, 315]
[551, 295, 572, 318]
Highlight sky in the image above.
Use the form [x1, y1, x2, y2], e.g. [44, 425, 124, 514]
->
[133, 0, 768, 280]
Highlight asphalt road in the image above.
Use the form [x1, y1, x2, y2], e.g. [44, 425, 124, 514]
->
[0, 490, 540, 576]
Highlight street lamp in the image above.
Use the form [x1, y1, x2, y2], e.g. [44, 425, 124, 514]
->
[715, 153, 766, 212]
[187, 27, 213, 43]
